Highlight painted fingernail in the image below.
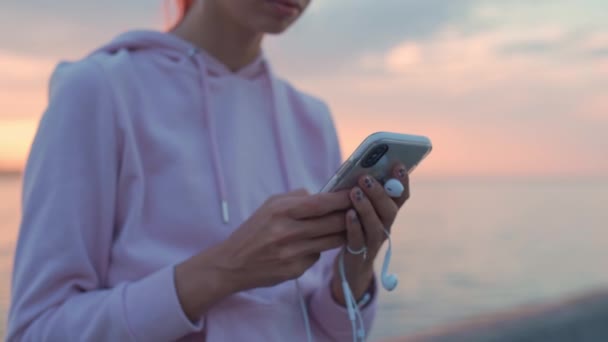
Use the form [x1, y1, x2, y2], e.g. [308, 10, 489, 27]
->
[398, 166, 407, 179]
[354, 187, 364, 201]
[364, 176, 373, 188]
[349, 210, 359, 223]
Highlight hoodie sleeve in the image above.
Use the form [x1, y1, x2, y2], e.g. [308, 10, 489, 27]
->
[308, 102, 379, 340]
[7, 60, 202, 342]
[309, 250, 379, 341]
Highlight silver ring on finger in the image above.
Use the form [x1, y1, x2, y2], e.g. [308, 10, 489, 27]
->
[346, 245, 368, 261]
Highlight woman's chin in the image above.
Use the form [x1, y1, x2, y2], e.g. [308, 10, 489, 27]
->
[263, 25, 291, 35]
[253, 16, 299, 35]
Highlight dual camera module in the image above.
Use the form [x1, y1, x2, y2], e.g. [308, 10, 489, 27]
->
[361, 144, 389, 168]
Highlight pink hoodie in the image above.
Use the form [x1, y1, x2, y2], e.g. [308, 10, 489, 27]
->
[7, 31, 377, 341]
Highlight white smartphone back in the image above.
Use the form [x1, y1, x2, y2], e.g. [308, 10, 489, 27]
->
[320, 132, 432, 193]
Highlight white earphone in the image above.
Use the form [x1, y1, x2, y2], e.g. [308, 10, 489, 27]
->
[380, 227, 398, 291]
[384, 178, 404, 198]
[381, 178, 401, 291]
[297, 178, 403, 342]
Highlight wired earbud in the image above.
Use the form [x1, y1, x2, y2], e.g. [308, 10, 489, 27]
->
[384, 178, 404, 198]
[298, 177, 403, 342]
[380, 227, 398, 291]
[381, 178, 401, 291]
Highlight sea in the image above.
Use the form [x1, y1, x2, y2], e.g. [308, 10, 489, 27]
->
[1, 174, 607, 340]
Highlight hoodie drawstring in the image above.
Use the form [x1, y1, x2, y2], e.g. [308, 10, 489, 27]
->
[187, 47, 293, 224]
[188, 47, 230, 223]
[188, 47, 312, 342]
[265, 67, 294, 193]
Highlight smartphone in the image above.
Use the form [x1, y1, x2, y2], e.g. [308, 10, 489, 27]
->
[320, 132, 432, 193]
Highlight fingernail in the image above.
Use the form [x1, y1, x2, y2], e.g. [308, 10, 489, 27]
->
[349, 210, 359, 223]
[398, 166, 407, 179]
[354, 187, 364, 201]
[363, 176, 373, 189]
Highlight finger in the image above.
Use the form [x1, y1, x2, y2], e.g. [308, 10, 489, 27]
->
[287, 233, 346, 258]
[350, 187, 385, 248]
[358, 174, 399, 228]
[286, 188, 310, 197]
[287, 190, 351, 219]
[292, 211, 347, 238]
[266, 189, 309, 207]
[392, 163, 411, 207]
[344, 209, 366, 257]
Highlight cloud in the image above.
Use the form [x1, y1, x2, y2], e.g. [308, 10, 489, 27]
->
[1, 0, 478, 64]
[0, 1, 161, 59]
[267, 0, 479, 76]
[575, 95, 608, 121]
[354, 26, 608, 96]
[385, 43, 423, 73]
[290, 20, 608, 177]
[1, 0, 607, 176]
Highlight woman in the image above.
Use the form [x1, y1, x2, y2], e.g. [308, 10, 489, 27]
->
[7, 0, 411, 341]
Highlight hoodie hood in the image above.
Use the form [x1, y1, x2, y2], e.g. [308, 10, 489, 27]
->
[92, 30, 267, 79]
[91, 30, 290, 223]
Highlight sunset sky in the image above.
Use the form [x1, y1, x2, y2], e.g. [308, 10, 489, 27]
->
[0, 0, 607, 178]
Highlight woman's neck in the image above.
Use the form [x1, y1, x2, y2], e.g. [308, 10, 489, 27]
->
[171, 1, 264, 72]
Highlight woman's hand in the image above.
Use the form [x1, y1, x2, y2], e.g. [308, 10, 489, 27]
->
[175, 189, 352, 322]
[331, 163, 411, 304]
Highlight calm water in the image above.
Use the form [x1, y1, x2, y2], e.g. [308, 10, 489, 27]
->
[1, 174, 607, 340]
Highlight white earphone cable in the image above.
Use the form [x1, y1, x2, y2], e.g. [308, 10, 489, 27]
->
[300, 179, 401, 342]
[296, 278, 314, 342]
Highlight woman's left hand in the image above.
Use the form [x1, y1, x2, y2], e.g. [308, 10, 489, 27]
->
[330, 163, 410, 304]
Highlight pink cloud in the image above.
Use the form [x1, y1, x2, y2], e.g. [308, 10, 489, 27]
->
[575, 95, 608, 121]
[358, 26, 606, 88]
[295, 26, 608, 178]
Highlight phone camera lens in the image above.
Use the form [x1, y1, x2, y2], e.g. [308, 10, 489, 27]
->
[362, 144, 389, 168]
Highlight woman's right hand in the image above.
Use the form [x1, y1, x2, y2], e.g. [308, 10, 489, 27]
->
[175, 189, 352, 322]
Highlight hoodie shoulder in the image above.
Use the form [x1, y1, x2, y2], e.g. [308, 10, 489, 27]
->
[276, 79, 335, 136]
[279, 79, 331, 117]
[42, 57, 120, 148]
[277, 78, 343, 169]
[48, 58, 109, 103]
[279, 76, 336, 124]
